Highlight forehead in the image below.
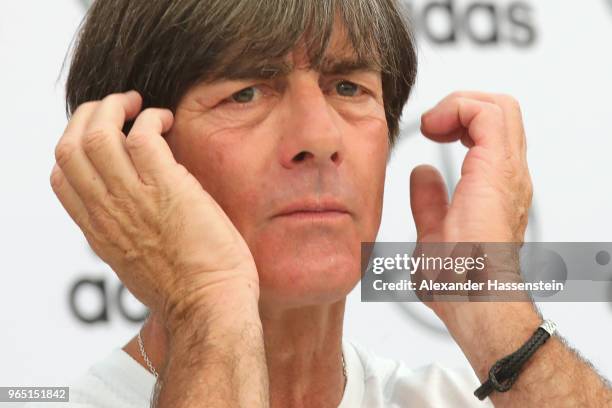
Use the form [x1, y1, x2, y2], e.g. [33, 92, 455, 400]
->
[205, 17, 382, 82]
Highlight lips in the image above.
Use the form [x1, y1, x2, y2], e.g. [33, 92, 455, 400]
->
[274, 198, 351, 218]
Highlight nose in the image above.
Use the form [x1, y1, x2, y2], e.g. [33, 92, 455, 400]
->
[278, 73, 344, 169]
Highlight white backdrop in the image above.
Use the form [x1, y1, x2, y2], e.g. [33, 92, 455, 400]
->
[1, 0, 611, 392]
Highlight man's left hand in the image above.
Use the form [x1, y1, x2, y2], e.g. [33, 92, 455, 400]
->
[411, 91, 533, 245]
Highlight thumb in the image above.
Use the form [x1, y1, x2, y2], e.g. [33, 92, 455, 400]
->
[410, 165, 449, 241]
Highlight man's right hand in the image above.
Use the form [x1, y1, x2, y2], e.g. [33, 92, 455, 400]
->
[50, 90, 259, 329]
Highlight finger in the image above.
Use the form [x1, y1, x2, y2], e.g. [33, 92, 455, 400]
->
[63, 101, 98, 140]
[410, 165, 449, 242]
[55, 103, 108, 205]
[421, 97, 508, 158]
[82, 93, 144, 195]
[433, 91, 526, 158]
[85, 91, 142, 131]
[430, 127, 474, 148]
[126, 108, 175, 185]
[49, 163, 92, 232]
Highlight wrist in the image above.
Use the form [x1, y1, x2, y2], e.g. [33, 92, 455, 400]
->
[437, 302, 541, 343]
[162, 275, 261, 336]
[436, 302, 541, 379]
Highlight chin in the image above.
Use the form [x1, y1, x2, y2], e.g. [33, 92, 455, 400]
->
[252, 234, 362, 309]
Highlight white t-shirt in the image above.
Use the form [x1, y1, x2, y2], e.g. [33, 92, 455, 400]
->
[26, 339, 493, 407]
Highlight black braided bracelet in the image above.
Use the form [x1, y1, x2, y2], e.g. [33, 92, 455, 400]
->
[474, 320, 557, 401]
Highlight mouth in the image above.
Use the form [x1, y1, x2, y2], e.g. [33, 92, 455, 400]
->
[273, 199, 351, 221]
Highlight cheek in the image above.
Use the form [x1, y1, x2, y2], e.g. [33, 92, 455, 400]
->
[349, 114, 389, 184]
[343, 115, 389, 237]
[171, 101, 303, 251]
[169, 121, 268, 229]
[337, 100, 388, 163]
[357, 119, 389, 223]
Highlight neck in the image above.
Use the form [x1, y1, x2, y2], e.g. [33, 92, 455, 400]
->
[124, 299, 347, 408]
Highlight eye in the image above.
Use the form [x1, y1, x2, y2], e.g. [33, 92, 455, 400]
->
[230, 87, 258, 103]
[335, 81, 361, 97]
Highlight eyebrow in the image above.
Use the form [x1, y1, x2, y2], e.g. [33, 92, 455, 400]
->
[211, 56, 380, 82]
[319, 57, 380, 76]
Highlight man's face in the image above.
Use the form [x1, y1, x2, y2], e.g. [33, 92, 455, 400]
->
[166, 27, 389, 308]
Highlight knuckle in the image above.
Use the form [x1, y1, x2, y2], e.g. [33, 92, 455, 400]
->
[117, 176, 142, 198]
[49, 165, 63, 190]
[139, 107, 157, 118]
[173, 163, 189, 177]
[75, 213, 93, 234]
[125, 131, 149, 150]
[88, 201, 107, 219]
[54, 140, 78, 167]
[141, 107, 158, 114]
[172, 164, 197, 186]
[454, 96, 469, 111]
[88, 203, 113, 233]
[499, 94, 521, 110]
[101, 93, 125, 105]
[140, 107, 165, 122]
[107, 194, 131, 217]
[82, 128, 116, 155]
[501, 93, 518, 104]
[449, 90, 466, 100]
[74, 101, 98, 115]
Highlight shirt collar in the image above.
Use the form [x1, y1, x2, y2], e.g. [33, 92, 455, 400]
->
[338, 339, 365, 407]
